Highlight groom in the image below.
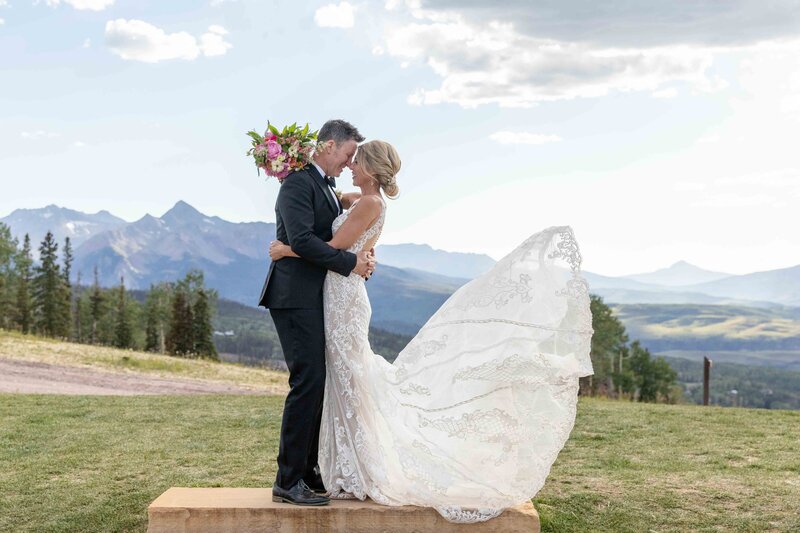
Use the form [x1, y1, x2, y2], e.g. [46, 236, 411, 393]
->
[259, 119, 374, 506]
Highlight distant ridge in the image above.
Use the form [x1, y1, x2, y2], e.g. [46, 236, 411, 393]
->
[374, 243, 495, 279]
[623, 260, 732, 286]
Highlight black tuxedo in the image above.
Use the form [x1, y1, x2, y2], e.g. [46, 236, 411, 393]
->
[258, 164, 357, 490]
[259, 165, 353, 309]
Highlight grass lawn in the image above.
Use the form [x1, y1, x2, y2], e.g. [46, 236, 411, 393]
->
[2, 394, 799, 532]
[535, 400, 800, 532]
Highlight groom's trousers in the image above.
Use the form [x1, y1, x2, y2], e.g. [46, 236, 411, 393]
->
[269, 307, 326, 490]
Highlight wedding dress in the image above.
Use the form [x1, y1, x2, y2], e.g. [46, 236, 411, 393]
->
[318, 197, 593, 523]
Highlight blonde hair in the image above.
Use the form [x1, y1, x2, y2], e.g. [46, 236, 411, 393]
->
[357, 140, 401, 199]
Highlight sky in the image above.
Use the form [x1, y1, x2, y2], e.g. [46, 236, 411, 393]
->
[1, 0, 799, 276]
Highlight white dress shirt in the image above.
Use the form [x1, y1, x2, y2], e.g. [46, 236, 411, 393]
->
[311, 161, 341, 212]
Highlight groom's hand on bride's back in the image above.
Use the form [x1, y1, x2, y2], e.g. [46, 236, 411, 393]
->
[353, 250, 376, 279]
[367, 248, 377, 281]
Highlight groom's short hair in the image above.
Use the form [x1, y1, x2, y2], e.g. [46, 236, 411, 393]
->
[319, 119, 365, 145]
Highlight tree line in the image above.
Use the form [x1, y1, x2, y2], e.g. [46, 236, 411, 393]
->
[0, 224, 218, 360]
[581, 294, 679, 403]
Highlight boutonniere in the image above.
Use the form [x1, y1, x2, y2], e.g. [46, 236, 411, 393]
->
[334, 189, 343, 201]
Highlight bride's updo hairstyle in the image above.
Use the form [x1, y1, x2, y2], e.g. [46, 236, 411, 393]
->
[357, 140, 401, 199]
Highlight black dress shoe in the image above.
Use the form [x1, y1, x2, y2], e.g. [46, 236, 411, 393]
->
[304, 472, 328, 495]
[272, 479, 330, 506]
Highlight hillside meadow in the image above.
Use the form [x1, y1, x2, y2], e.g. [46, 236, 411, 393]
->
[1, 333, 799, 532]
[0, 331, 288, 395]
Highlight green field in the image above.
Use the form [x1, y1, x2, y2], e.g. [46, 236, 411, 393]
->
[612, 303, 800, 353]
[2, 395, 798, 532]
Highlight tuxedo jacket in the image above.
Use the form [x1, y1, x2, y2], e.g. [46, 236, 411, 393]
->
[259, 164, 357, 309]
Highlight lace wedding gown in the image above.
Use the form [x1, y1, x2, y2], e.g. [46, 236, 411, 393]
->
[318, 198, 594, 523]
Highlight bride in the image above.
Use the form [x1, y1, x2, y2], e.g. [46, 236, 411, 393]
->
[269, 140, 594, 523]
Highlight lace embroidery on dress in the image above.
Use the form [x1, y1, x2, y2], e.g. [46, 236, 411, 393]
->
[318, 221, 594, 523]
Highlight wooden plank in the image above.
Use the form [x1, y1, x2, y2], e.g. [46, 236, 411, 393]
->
[147, 487, 540, 533]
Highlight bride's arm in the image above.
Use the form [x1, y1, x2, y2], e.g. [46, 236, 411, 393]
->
[270, 196, 382, 261]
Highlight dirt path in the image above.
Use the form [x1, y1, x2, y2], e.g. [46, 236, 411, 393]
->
[0, 357, 270, 396]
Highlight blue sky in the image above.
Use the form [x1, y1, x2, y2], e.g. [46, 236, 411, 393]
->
[2, 0, 799, 276]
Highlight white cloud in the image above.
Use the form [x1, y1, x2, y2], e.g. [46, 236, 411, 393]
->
[368, 2, 800, 108]
[691, 192, 776, 208]
[210, 0, 236, 6]
[0, 1, 9, 7]
[199, 25, 232, 57]
[673, 182, 707, 192]
[383, 15, 715, 108]
[314, 2, 355, 28]
[714, 170, 799, 188]
[73, 141, 87, 148]
[0, 18, 4, 26]
[21, 130, 60, 140]
[45, 0, 115, 11]
[489, 131, 562, 145]
[652, 87, 678, 99]
[82, 37, 91, 48]
[207, 24, 227, 35]
[415, 0, 800, 48]
[696, 134, 720, 144]
[105, 19, 232, 63]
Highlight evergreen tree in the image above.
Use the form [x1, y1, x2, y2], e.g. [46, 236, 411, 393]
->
[144, 300, 159, 352]
[176, 269, 205, 302]
[0, 223, 17, 329]
[89, 266, 103, 344]
[157, 283, 171, 353]
[166, 288, 194, 356]
[652, 353, 680, 403]
[144, 283, 171, 353]
[73, 271, 83, 342]
[582, 295, 629, 396]
[192, 288, 218, 360]
[62, 237, 73, 287]
[14, 235, 34, 334]
[59, 237, 74, 338]
[627, 340, 678, 403]
[113, 277, 133, 348]
[32, 232, 69, 337]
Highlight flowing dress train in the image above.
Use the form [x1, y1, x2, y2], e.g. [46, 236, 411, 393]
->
[318, 199, 593, 523]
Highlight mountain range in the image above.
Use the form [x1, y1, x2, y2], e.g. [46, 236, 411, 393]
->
[2, 202, 799, 334]
[2, 205, 127, 247]
[0, 203, 475, 324]
[584, 264, 800, 307]
[372, 243, 495, 279]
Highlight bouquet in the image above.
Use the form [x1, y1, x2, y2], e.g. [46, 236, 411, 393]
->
[246, 122, 318, 182]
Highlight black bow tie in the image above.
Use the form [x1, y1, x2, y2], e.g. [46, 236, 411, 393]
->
[324, 175, 336, 188]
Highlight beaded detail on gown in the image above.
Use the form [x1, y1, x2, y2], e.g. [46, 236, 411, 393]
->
[318, 198, 593, 523]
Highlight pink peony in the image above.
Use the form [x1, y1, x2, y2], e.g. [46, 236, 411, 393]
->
[266, 139, 282, 159]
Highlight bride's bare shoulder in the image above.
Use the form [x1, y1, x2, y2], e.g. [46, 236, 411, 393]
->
[351, 194, 383, 215]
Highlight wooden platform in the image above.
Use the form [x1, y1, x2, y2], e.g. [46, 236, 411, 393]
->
[147, 487, 540, 533]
